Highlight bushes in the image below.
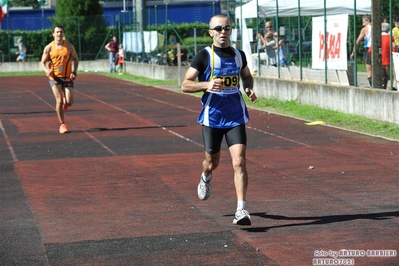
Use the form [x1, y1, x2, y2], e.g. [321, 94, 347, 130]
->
[0, 22, 211, 62]
[0, 29, 53, 62]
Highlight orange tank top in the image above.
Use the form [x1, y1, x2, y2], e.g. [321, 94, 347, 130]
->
[49, 40, 72, 79]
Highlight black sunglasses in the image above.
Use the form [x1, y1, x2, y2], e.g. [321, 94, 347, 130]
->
[210, 25, 232, 31]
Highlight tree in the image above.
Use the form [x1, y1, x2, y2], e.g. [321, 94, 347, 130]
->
[50, 0, 108, 60]
[10, 0, 41, 8]
[381, 0, 399, 20]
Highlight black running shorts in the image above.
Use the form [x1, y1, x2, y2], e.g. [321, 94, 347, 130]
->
[49, 77, 74, 88]
[202, 124, 247, 154]
[363, 48, 371, 65]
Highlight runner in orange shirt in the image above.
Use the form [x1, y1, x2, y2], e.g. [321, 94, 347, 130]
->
[39, 25, 79, 134]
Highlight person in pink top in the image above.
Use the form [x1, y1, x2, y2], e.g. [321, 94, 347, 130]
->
[116, 43, 124, 74]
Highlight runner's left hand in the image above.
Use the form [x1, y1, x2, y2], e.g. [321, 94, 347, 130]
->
[245, 88, 257, 103]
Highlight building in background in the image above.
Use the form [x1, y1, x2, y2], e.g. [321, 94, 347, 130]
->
[0, 0, 229, 31]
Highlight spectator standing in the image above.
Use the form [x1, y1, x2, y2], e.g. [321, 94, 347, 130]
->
[381, 23, 393, 89]
[251, 21, 276, 74]
[15, 38, 27, 62]
[105, 35, 118, 73]
[390, 17, 399, 89]
[251, 32, 265, 75]
[116, 43, 124, 74]
[258, 21, 276, 46]
[263, 32, 277, 66]
[275, 35, 288, 67]
[391, 17, 399, 49]
[350, 14, 372, 87]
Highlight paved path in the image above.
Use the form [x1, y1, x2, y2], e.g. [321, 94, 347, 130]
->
[0, 74, 398, 265]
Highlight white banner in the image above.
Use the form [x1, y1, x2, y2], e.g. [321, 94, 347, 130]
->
[392, 52, 399, 82]
[123, 31, 158, 53]
[312, 14, 348, 70]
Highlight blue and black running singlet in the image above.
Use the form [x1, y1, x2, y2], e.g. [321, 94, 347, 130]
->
[197, 45, 250, 128]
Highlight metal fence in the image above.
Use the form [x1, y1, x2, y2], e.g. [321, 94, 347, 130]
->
[2, 1, 396, 91]
[0, 16, 212, 65]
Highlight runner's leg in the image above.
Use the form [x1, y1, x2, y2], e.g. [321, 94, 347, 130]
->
[52, 84, 64, 123]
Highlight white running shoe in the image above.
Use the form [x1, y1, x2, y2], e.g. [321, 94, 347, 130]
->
[233, 209, 252, 225]
[197, 173, 212, 200]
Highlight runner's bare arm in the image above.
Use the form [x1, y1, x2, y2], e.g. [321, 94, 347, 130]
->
[241, 66, 257, 103]
[182, 67, 223, 93]
[39, 44, 53, 77]
[68, 43, 79, 80]
[350, 27, 366, 59]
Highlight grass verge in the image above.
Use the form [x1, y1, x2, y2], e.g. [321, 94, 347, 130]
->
[244, 97, 399, 140]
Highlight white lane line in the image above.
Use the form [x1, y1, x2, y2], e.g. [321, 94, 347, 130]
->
[75, 90, 130, 114]
[246, 125, 311, 147]
[161, 126, 203, 148]
[122, 90, 199, 113]
[117, 89, 311, 147]
[78, 88, 309, 149]
[76, 90, 202, 146]
[83, 130, 118, 156]
[127, 89, 310, 147]
[29, 91, 54, 109]
[28, 90, 118, 156]
[0, 120, 18, 162]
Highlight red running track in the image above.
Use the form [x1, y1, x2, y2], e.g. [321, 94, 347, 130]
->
[0, 74, 398, 265]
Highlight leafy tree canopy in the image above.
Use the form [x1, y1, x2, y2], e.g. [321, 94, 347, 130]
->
[50, 0, 108, 60]
[10, 0, 41, 8]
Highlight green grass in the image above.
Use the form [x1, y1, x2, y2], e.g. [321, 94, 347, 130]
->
[0, 72, 43, 77]
[355, 64, 366, 73]
[2, 71, 399, 141]
[244, 97, 399, 140]
[100, 72, 178, 87]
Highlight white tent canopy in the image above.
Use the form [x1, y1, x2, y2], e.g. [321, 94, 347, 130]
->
[235, 0, 371, 19]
